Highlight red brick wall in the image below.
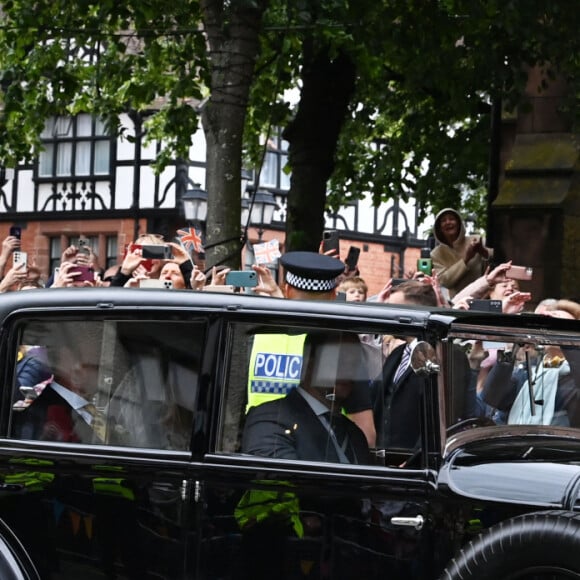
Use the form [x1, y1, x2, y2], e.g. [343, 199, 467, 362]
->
[336, 241, 421, 297]
[245, 228, 423, 298]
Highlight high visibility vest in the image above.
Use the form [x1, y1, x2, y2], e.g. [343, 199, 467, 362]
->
[234, 484, 304, 538]
[246, 334, 306, 411]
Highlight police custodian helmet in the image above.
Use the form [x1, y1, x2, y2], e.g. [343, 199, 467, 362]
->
[280, 251, 344, 292]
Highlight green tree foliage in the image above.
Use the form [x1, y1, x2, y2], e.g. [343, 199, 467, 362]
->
[0, 0, 266, 268]
[249, 0, 580, 247]
[0, 0, 579, 259]
[0, 0, 207, 168]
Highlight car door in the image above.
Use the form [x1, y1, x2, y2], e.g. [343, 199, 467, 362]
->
[197, 315, 442, 580]
[0, 311, 212, 580]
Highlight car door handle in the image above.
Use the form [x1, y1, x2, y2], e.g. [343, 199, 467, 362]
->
[391, 515, 424, 530]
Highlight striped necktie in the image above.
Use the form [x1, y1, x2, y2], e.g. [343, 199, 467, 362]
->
[393, 344, 412, 384]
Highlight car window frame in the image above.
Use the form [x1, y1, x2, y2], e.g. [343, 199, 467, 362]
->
[0, 309, 213, 457]
[211, 311, 439, 474]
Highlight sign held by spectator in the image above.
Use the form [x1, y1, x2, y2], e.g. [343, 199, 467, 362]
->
[253, 239, 281, 264]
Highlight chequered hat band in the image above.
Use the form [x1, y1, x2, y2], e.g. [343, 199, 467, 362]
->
[286, 272, 337, 292]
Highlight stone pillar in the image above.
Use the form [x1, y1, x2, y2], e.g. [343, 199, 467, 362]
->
[492, 66, 580, 303]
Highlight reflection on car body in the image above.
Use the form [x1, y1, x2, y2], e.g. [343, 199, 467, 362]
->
[0, 288, 579, 578]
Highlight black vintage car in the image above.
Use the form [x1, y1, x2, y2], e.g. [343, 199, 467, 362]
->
[1, 287, 580, 579]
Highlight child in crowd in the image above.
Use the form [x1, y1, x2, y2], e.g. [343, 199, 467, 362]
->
[337, 276, 368, 303]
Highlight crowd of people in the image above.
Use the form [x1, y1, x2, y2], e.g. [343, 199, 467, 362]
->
[0, 208, 561, 317]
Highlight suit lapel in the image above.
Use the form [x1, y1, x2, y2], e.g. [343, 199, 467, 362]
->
[286, 390, 336, 459]
[383, 343, 405, 384]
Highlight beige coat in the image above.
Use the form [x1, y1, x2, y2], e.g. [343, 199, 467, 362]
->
[430, 208, 493, 298]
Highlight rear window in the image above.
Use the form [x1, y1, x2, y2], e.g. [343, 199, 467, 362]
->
[8, 317, 205, 450]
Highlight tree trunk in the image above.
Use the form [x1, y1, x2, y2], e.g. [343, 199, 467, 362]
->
[201, 0, 265, 270]
[283, 40, 356, 252]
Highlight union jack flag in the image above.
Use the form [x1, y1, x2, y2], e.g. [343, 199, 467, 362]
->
[253, 239, 281, 265]
[177, 227, 204, 253]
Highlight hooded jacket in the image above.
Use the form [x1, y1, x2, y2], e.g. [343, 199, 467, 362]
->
[430, 208, 493, 298]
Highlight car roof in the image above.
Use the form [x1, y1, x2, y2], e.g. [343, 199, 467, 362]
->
[1, 287, 579, 336]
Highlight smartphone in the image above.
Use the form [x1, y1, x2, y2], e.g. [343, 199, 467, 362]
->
[70, 265, 95, 283]
[344, 246, 360, 271]
[322, 230, 340, 254]
[77, 239, 91, 255]
[468, 299, 502, 312]
[506, 265, 533, 280]
[417, 258, 432, 276]
[225, 270, 258, 287]
[13, 251, 27, 268]
[139, 279, 173, 289]
[141, 244, 172, 260]
[336, 291, 347, 302]
[9, 226, 21, 240]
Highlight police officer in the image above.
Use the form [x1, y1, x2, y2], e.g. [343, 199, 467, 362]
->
[247, 251, 375, 447]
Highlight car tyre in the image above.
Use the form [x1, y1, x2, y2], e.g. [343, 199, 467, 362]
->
[440, 510, 580, 579]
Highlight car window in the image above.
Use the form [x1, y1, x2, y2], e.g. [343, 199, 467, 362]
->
[447, 334, 580, 434]
[9, 318, 204, 450]
[217, 322, 429, 468]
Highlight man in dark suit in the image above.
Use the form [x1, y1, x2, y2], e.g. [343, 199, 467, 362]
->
[374, 339, 424, 449]
[242, 332, 370, 465]
[373, 279, 475, 448]
[372, 281, 438, 449]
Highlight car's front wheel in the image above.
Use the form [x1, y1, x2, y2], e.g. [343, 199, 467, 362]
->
[440, 510, 580, 579]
